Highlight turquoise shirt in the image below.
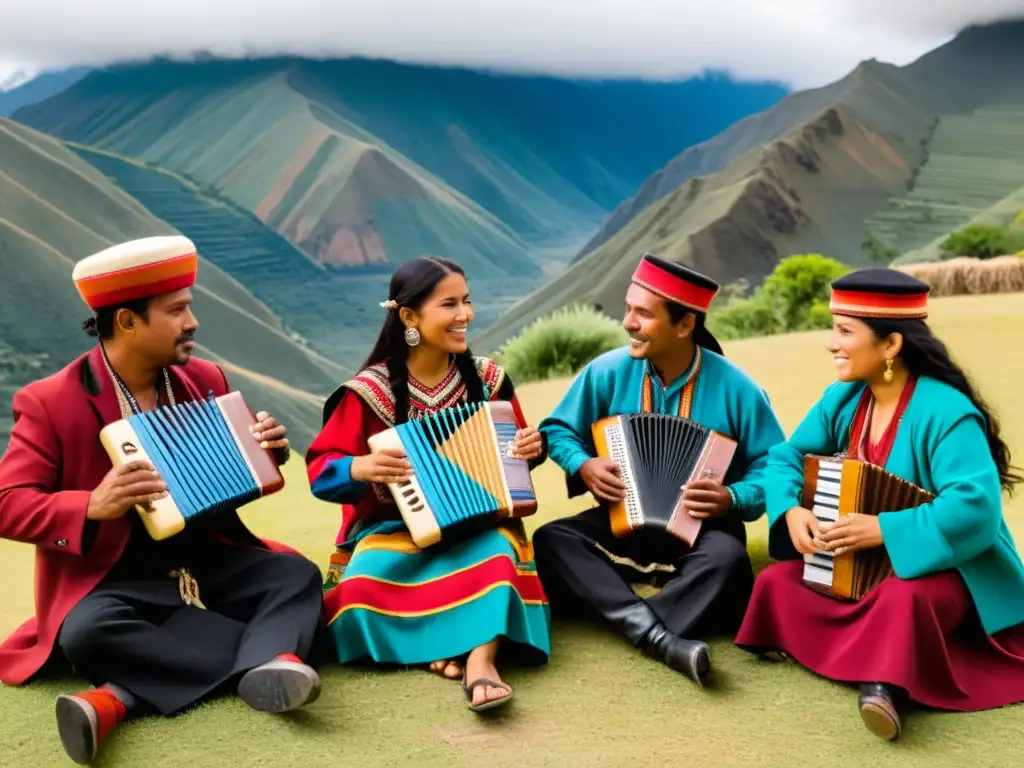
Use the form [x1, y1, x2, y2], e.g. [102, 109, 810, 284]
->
[766, 375, 1024, 635]
[539, 346, 786, 521]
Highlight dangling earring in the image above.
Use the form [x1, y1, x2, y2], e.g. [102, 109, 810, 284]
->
[404, 326, 421, 347]
[883, 358, 894, 383]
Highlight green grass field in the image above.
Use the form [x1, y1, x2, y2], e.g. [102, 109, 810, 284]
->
[2, 293, 1023, 767]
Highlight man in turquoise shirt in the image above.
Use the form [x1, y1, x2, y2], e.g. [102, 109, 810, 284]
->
[534, 253, 785, 686]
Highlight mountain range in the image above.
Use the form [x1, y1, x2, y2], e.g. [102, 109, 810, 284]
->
[472, 18, 1024, 349]
[2, 19, 1022, 452]
[0, 56, 787, 450]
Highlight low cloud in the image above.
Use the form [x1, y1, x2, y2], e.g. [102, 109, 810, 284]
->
[0, 0, 1021, 88]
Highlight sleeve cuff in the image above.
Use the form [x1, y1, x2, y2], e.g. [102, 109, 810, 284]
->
[563, 450, 593, 478]
[49, 490, 92, 555]
[879, 508, 955, 579]
[310, 456, 366, 503]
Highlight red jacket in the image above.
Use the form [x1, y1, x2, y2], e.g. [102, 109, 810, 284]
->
[0, 345, 299, 685]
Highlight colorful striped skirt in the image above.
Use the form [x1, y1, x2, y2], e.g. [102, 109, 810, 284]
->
[320, 519, 551, 666]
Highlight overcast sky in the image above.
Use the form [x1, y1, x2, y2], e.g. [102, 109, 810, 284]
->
[1, 0, 1021, 90]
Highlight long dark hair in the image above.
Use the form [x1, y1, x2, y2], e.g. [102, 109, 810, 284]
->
[362, 256, 485, 425]
[665, 302, 724, 356]
[864, 316, 1022, 494]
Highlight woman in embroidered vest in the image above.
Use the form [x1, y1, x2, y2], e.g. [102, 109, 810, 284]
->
[305, 256, 550, 712]
[734, 268, 1024, 741]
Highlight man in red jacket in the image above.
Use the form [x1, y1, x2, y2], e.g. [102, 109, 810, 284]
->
[0, 236, 324, 765]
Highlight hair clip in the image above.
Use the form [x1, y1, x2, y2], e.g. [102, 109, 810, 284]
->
[380, 299, 398, 310]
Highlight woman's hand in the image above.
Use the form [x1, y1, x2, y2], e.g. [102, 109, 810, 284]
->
[785, 506, 824, 555]
[819, 513, 883, 556]
[511, 426, 543, 461]
[350, 449, 412, 484]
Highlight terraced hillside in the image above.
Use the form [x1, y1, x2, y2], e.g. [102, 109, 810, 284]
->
[474, 19, 1024, 351]
[70, 147, 530, 365]
[865, 104, 1024, 254]
[896, 184, 1024, 265]
[13, 57, 787, 272]
[0, 118, 340, 452]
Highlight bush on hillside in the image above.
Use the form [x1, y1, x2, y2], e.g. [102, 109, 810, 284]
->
[898, 256, 1024, 296]
[495, 304, 627, 384]
[760, 254, 851, 331]
[709, 254, 849, 341]
[939, 224, 1024, 260]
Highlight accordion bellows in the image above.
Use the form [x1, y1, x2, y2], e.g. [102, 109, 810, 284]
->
[592, 413, 737, 546]
[801, 454, 934, 600]
[99, 392, 285, 540]
[367, 401, 537, 548]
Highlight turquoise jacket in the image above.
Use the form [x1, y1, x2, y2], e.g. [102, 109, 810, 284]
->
[766, 375, 1024, 635]
[539, 346, 786, 521]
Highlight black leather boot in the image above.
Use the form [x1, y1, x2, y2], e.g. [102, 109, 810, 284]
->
[639, 624, 712, 686]
[858, 683, 901, 741]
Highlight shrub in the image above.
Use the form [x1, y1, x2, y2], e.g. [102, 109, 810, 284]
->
[708, 294, 778, 340]
[759, 254, 850, 331]
[708, 254, 849, 340]
[939, 224, 1024, 260]
[494, 304, 628, 384]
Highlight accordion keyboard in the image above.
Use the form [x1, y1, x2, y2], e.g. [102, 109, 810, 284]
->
[604, 424, 642, 525]
[803, 458, 843, 588]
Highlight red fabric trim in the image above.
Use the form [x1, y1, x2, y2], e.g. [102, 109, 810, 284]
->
[632, 258, 716, 312]
[274, 653, 304, 665]
[830, 288, 928, 318]
[847, 378, 917, 465]
[322, 554, 546, 619]
[85, 273, 197, 309]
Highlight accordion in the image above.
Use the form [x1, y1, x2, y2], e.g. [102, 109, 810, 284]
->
[367, 400, 537, 548]
[592, 413, 737, 545]
[801, 454, 933, 600]
[99, 391, 285, 540]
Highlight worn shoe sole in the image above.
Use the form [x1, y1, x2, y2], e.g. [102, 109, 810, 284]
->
[238, 661, 322, 713]
[55, 695, 98, 765]
[860, 697, 901, 741]
[689, 644, 712, 688]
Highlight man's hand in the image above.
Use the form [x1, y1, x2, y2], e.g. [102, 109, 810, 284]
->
[579, 457, 627, 502]
[681, 479, 732, 518]
[351, 449, 413, 484]
[87, 461, 168, 521]
[251, 411, 288, 451]
[511, 427, 543, 461]
[818, 513, 883, 556]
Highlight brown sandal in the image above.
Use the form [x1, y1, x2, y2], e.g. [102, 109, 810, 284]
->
[461, 675, 513, 712]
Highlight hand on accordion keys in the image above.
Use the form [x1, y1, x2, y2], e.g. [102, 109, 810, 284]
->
[818, 512, 884, 556]
[87, 460, 169, 521]
[785, 506, 824, 555]
[509, 426, 543, 461]
[351, 449, 413, 484]
[681, 479, 732, 518]
[579, 458, 627, 502]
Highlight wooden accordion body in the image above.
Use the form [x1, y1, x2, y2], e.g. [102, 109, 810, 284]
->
[367, 400, 537, 548]
[801, 454, 933, 600]
[99, 391, 285, 540]
[592, 413, 737, 546]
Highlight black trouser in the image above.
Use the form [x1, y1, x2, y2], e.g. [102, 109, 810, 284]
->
[57, 541, 323, 715]
[532, 506, 754, 645]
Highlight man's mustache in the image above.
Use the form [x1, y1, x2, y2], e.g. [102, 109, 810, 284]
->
[628, 332, 648, 342]
[175, 334, 194, 344]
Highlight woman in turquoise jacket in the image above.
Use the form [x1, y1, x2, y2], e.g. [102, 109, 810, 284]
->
[734, 268, 1024, 742]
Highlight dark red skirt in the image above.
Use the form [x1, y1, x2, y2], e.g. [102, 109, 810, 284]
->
[734, 560, 1024, 712]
